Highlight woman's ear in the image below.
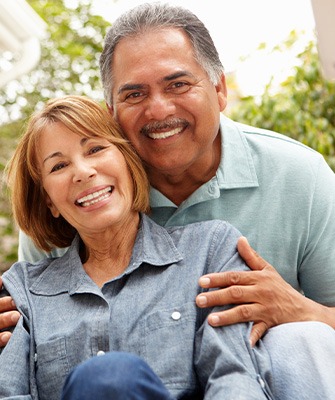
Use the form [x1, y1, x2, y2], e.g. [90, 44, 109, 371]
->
[46, 194, 60, 218]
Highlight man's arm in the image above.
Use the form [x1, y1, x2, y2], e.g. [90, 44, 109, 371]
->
[0, 276, 20, 347]
[196, 237, 335, 346]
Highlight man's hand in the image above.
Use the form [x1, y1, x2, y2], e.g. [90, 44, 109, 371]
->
[0, 276, 20, 347]
[196, 237, 329, 346]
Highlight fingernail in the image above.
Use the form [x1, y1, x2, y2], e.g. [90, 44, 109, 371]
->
[199, 277, 211, 287]
[11, 300, 16, 307]
[209, 315, 220, 326]
[0, 332, 11, 344]
[197, 295, 208, 306]
[11, 313, 20, 323]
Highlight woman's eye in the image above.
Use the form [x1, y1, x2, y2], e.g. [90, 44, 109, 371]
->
[51, 162, 67, 173]
[89, 146, 105, 155]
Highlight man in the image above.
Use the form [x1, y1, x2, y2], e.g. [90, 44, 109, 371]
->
[1, 0, 335, 367]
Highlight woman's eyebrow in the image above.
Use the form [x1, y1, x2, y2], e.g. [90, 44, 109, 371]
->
[43, 151, 62, 164]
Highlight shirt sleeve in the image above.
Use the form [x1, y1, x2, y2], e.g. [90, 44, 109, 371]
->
[195, 321, 273, 399]
[194, 222, 274, 399]
[299, 157, 335, 305]
[0, 317, 33, 398]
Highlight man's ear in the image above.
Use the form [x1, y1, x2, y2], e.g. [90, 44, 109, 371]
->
[46, 194, 60, 218]
[106, 102, 114, 116]
[215, 73, 228, 112]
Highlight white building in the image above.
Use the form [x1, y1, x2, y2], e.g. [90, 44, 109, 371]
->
[0, 0, 47, 88]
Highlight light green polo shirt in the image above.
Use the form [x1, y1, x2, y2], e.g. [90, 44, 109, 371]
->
[149, 115, 335, 305]
[18, 115, 335, 305]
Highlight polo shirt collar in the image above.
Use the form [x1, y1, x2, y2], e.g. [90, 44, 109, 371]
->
[215, 114, 258, 189]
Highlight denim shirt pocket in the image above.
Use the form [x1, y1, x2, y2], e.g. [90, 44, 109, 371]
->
[142, 302, 197, 392]
[35, 337, 70, 400]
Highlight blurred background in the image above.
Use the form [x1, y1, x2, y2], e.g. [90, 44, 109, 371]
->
[1, 0, 334, 271]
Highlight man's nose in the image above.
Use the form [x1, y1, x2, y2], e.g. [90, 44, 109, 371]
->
[144, 93, 176, 120]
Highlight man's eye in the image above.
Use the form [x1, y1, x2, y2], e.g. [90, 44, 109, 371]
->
[124, 92, 145, 104]
[169, 81, 191, 93]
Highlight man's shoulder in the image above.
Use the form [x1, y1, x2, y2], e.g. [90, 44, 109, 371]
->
[164, 218, 242, 242]
[221, 116, 324, 172]
[18, 230, 67, 263]
[144, 213, 240, 238]
[235, 119, 320, 158]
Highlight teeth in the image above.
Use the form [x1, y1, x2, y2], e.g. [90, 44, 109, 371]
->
[148, 126, 183, 140]
[81, 193, 110, 207]
[77, 187, 111, 207]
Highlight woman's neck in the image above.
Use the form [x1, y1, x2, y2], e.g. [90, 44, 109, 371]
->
[81, 213, 140, 287]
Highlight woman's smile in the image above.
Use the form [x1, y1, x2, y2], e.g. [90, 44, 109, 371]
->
[76, 186, 113, 207]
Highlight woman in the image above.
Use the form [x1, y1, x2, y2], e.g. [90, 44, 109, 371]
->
[0, 95, 274, 399]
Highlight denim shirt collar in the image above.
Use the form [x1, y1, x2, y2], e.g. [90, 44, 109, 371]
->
[29, 214, 183, 296]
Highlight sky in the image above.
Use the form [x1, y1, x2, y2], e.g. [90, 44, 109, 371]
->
[92, 0, 316, 95]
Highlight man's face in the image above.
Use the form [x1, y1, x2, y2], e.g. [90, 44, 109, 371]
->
[109, 28, 227, 177]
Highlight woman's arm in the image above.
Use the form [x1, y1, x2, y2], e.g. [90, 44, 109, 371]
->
[0, 316, 32, 397]
[195, 319, 273, 399]
[194, 226, 273, 399]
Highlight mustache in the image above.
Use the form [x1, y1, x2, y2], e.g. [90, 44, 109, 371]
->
[140, 118, 189, 135]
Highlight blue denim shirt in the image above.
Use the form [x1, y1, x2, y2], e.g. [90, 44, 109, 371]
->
[1, 215, 273, 399]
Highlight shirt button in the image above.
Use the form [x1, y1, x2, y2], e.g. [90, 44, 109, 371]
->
[208, 184, 216, 194]
[97, 350, 105, 356]
[171, 311, 181, 321]
[257, 374, 266, 389]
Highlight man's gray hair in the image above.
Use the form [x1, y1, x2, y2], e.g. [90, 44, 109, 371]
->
[100, 2, 224, 106]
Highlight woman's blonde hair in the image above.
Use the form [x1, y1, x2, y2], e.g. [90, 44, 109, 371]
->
[6, 95, 150, 251]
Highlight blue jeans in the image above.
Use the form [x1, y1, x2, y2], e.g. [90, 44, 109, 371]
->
[61, 351, 174, 400]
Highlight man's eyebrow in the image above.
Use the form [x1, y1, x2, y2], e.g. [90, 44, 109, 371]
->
[117, 71, 194, 95]
[118, 83, 145, 95]
[163, 71, 193, 81]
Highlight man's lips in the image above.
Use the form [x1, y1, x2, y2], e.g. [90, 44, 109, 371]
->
[147, 126, 184, 140]
[140, 118, 189, 140]
[76, 186, 113, 207]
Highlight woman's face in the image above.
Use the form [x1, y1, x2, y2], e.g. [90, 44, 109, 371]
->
[38, 121, 136, 236]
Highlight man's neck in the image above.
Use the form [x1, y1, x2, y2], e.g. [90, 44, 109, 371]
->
[148, 135, 221, 206]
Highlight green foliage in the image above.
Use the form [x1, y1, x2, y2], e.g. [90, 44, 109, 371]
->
[0, 0, 110, 270]
[0, 0, 109, 123]
[0, 121, 23, 270]
[230, 35, 335, 171]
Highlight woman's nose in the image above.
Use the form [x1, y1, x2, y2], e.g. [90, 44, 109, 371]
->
[72, 162, 96, 183]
